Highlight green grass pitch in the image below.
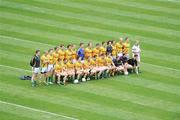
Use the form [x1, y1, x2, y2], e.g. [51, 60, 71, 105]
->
[0, 0, 180, 120]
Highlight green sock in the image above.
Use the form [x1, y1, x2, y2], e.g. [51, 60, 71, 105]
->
[103, 71, 106, 78]
[48, 77, 51, 83]
[32, 81, 36, 87]
[138, 67, 140, 72]
[97, 73, 101, 79]
[105, 72, 108, 78]
[50, 76, 53, 82]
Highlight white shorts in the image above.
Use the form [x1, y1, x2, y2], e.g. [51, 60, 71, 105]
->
[117, 53, 123, 57]
[48, 64, 54, 72]
[90, 69, 97, 73]
[41, 67, 48, 73]
[32, 67, 40, 74]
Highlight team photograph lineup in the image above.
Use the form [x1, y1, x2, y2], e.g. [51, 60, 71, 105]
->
[1, 0, 179, 119]
[30, 37, 141, 87]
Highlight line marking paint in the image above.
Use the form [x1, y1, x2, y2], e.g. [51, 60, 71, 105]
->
[0, 100, 78, 120]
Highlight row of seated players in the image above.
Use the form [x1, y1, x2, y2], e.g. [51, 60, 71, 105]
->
[41, 51, 139, 85]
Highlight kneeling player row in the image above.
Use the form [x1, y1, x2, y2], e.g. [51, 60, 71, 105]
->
[38, 54, 139, 85]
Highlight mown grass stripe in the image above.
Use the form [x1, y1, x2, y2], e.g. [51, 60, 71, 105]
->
[1, 6, 179, 44]
[2, 1, 179, 33]
[65, 0, 180, 16]
[1, 17, 180, 58]
[1, 45, 180, 94]
[117, 76, 180, 96]
[1, 27, 180, 55]
[1, 8, 179, 39]
[69, 84, 180, 114]
[0, 27, 178, 71]
[0, 111, 36, 120]
[1, 1, 180, 44]
[0, 21, 179, 50]
[1, 35, 180, 72]
[1, 64, 180, 114]
[131, 0, 180, 9]
[1, 29, 180, 72]
[0, 83, 161, 120]
[1, 36, 179, 87]
[1, 9, 180, 46]
[34, 0, 180, 19]
[143, 57, 180, 70]
[0, 0, 179, 119]
[2, 0, 179, 28]
[1, 23, 180, 66]
[1, 43, 180, 86]
[93, 0, 180, 14]
[97, 76, 180, 103]
[0, 91, 116, 120]
[2, 69, 180, 119]
[0, 101, 78, 120]
[1, 47, 180, 97]
[0, 13, 179, 56]
[2, 68, 179, 119]
[140, 70, 180, 86]
[0, 85, 173, 120]
[1, 6, 180, 49]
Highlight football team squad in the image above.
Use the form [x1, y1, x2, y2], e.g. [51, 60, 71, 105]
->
[30, 37, 141, 87]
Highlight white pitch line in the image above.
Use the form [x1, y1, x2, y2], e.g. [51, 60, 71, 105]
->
[0, 100, 78, 120]
[0, 64, 31, 72]
[0, 35, 54, 47]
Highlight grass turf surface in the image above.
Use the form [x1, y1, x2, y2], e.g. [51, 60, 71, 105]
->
[0, 0, 180, 119]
